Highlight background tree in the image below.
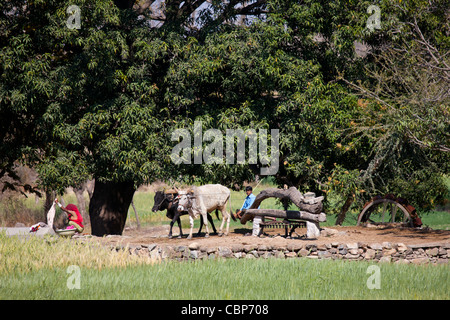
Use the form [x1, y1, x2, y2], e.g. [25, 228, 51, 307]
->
[1, 0, 275, 235]
[337, 0, 449, 222]
[346, 0, 449, 153]
[259, 0, 376, 222]
[261, 0, 449, 223]
[0, 0, 61, 197]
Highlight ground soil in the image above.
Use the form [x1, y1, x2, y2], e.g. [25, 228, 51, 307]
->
[87, 224, 450, 249]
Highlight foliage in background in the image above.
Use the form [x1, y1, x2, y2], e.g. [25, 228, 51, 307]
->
[1, 234, 449, 300]
[336, 0, 450, 218]
[1, 0, 448, 231]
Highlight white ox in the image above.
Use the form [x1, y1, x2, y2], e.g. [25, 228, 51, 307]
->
[177, 184, 232, 239]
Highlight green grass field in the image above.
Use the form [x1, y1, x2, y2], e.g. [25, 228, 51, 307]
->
[1, 259, 449, 300]
[0, 233, 448, 300]
[1, 180, 449, 300]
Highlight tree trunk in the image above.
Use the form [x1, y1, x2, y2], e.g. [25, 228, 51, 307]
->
[250, 187, 323, 214]
[74, 183, 90, 229]
[335, 195, 354, 226]
[131, 199, 141, 229]
[44, 190, 56, 221]
[89, 180, 136, 236]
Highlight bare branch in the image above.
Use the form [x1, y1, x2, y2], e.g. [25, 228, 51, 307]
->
[406, 129, 450, 153]
[133, 0, 157, 15]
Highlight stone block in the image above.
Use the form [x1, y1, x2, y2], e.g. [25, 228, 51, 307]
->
[218, 246, 233, 258]
[188, 242, 200, 250]
[411, 257, 430, 264]
[364, 249, 376, 260]
[379, 256, 391, 263]
[383, 248, 397, 256]
[369, 243, 383, 250]
[426, 248, 439, 257]
[298, 249, 309, 257]
[347, 243, 359, 250]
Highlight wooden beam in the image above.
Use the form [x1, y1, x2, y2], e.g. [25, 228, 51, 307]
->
[240, 209, 326, 224]
[249, 187, 323, 214]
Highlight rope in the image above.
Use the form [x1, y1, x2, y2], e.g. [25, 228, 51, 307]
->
[253, 178, 264, 192]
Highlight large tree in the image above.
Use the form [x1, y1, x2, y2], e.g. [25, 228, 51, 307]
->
[2, 0, 447, 234]
[1, 0, 278, 235]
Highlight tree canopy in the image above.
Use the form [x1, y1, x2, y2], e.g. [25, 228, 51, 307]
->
[1, 0, 448, 234]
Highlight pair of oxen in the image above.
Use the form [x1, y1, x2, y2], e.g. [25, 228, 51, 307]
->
[152, 184, 236, 239]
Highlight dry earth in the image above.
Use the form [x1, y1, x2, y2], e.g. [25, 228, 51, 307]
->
[85, 224, 450, 249]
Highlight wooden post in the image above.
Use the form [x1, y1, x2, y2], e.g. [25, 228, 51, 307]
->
[131, 199, 141, 229]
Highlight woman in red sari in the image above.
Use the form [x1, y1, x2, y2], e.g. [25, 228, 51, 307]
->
[55, 199, 84, 233]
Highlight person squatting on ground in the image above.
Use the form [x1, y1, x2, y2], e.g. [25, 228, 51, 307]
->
[55, 199, 84, 233]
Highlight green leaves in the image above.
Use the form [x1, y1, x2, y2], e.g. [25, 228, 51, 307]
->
[2, 0, 447, 216]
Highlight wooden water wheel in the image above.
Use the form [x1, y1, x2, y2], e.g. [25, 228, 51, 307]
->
[357, 194, 422, 227]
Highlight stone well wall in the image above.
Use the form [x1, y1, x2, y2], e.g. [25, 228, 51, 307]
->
[118, 241, 449, 264]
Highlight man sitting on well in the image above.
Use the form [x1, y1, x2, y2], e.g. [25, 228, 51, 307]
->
[235, 186, 256, 219]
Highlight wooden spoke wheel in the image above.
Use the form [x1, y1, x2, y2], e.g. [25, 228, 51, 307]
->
[357, 197, 417, 227]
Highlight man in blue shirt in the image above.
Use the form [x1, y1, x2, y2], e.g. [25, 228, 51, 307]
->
[235, 186, 275, 236]
[235, 186, 256, 219]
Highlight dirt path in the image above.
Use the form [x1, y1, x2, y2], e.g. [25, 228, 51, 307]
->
[86, 224, 450, 248]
